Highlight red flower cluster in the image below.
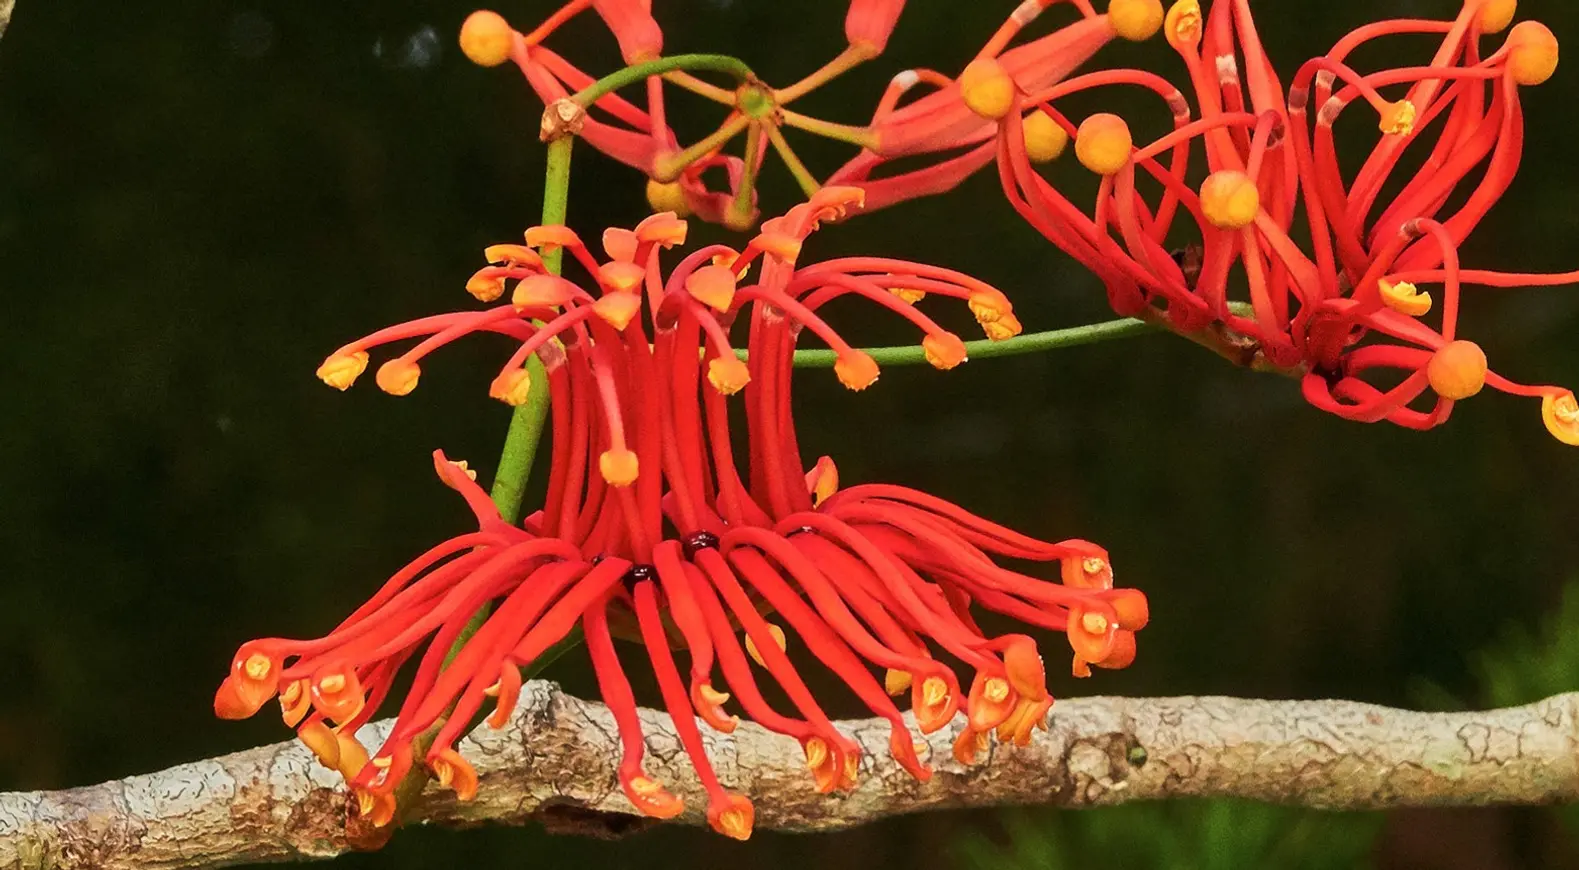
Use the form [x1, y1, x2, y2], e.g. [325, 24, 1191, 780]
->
[215, 190, 1148, 838]
[839, 0, 1576, 441]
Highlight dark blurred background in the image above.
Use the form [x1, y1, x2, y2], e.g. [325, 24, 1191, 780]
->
[3, 1, 1578, 867]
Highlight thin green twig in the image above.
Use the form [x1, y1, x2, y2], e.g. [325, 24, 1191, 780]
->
[572, 54, 754, 108]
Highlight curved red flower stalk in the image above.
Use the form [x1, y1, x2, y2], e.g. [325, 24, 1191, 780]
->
[981, 0, 1575, 441]
[828, 0, 1164, 209]
[215, 189, 1149, 838]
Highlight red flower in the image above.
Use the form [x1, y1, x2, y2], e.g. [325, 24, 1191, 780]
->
[981, 0, 1576, 441]
[218, 190, 1147, 837]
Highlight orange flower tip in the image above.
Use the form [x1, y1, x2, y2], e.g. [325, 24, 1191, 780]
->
[804, 737, 830, 771]
[982, 677, 1011, 705]
[1164, 0, 1202, 49]
[597, 261, 646, 294]
[745, 623, 787, 667]
[889, 286, 927, 304]
[952, 727, 990, 766]
[1480, 0, 1517, 35]
[601, 228, 638, 264]
[334, 731, 371, 779]
[465, 271, 507, 303]
[805, 455, 839, 506]
[483, 243, 542, 269]
[625, 776, 685, 819]
[1199, 170, 1260, 230]
[968, 292, 1012, 325]
[296, 720, 340, 769]
[1097, 629, 1138, 669]
[1082, 556, 1108, 577]
[959, 57, 1015, 121]
[354, 789, 397, 827]
[1427, 340, 1488, 400]
[375, 359, 421, 396]
[983, 312, 1023, 341]
[598, 448, 640, 487]
[808, 185, 867, 222]
[1108, 589, 1150, 630]
[885, 668, 913, 696]
[889, 728, 933, 782]
[704, 356, 750, 396]
[1541, 390, 1579, 445]
[458, 10, 514, 67]
[710, 795, 755, 841]
[213, 677, 265, 720]
[1074, 113, 1133, 176]
[592, 293, 643, 331]
[645, 179, 691, 218]
[488, 368, 533, 407]
[1508, 22, 1559, 87]
[523, 224, 581, 251]
[635, 211, 689, 248]
[753, 231, 803, 263]
[1378, 99, 1417, 136]
[923, 332, 968, 370]
[279, 679, 312, 727]
[1072, 655, 1093, 678]
[430, 748, 479, 801]
[685, 264, 738, 312]
[1003, 641, 1047, 701]
[512, 274, 574, 309]
[1108, 0, 1164, 41]
[834, 351, 880, 391]
[316, 351, 369, 391]
[1022, 110, 1070, 163]
[1080, 611, 1111, 635]
[1379, 279, 1432, 317]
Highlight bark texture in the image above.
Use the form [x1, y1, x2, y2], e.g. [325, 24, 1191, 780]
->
[4, 683, 1578, 869]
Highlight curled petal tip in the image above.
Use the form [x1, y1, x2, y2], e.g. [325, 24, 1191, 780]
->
[1164, 0, 1202, 49]
[1542, 390, 1579, 445]
[709, 794, 756, 840]
[1380, 279, 1432, 317]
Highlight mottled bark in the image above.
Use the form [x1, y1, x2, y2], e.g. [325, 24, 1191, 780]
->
[4, 683, 1578, 869]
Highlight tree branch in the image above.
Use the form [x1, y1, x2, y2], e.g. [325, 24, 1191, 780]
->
[0, 0, 13, 45]
[4, 683, 1577, 869]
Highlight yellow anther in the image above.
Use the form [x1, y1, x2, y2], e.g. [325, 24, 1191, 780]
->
[716, 804, 753, 841]
[593, 293, 643, 330]
[707, 357, 751, 395]
[890, 287, 927, 304]
[983, 677, 1010, 704]
[699, 684, 731, 706]
[1075, 113, 1133, 176]
[885, 669, 913, 696]
[483, 244, 541, 268]
[1082, 556, 1107, 576]
[646, 179, 691, 217]
[465, 272, 506, 303]
[629, 775, 666, 795]
[685, 264, 738, 312]
[923, 332, 968, 370]
[983, 313, 1023, 341]
[1109, 0, 1165, 41]
[318, 674, 346, 694]
[1479, 0, 1516, 34]
[834, 351, 880, 391]
[1379, 279, 1432, 317]
[459, 10, 514, 67]
[297, 720, 340, 769]
[804, 738, 829, 769]
[745, 623, 787, 667]
[598, 261, 645, 294]
[959, 57, 1015, 121]
[242, 654, 272, 681]
[1022, 110, 1070, 163]
[488, 368, 532, 407]
[374, 359, 420, 396]
[316, 351, 369, 391]
[1200, 170, 1261, 230]
[1427, 340, 1488, 400]
[1378, 99, 1417, 135]
[1508, 21, 1559, 86]
[1080, 611, 1111, 635]
[1164, 0, 1202, 49]
[1541, 390, 1579, 445]
[922, 676, 948, 707]
[968, 292, 1011, 325]
[599, 448, 640, 487]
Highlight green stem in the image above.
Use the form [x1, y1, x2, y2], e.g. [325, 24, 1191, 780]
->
[766, 125, 821, 199]
[573, 54, 754, 108]
[654, 114, 750, 182]
[776, 316, 1159, 368]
